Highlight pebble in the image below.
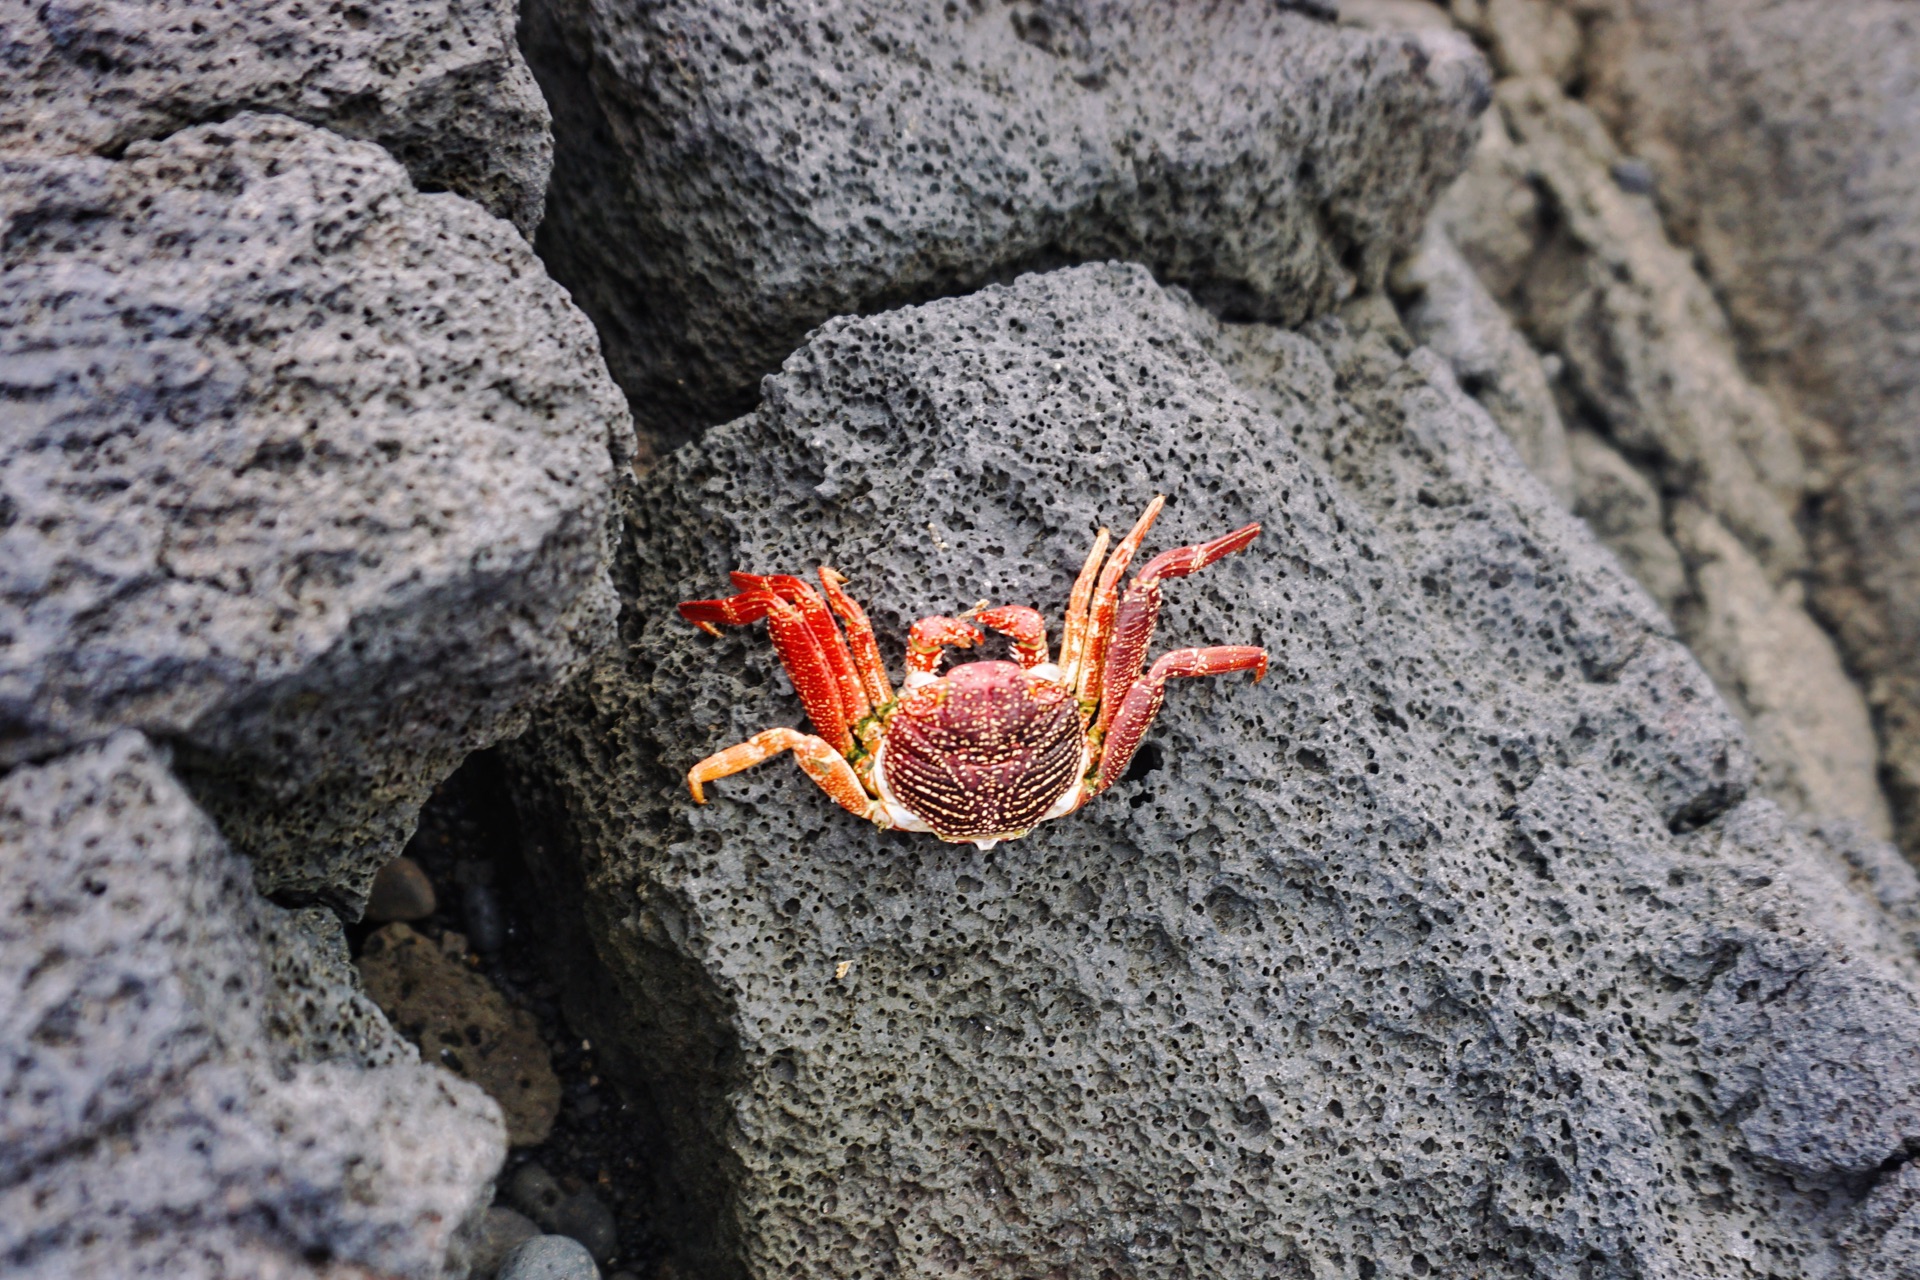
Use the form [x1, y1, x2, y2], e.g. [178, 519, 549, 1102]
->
[497, 1234, 600, 1280]
[364, 855, 437, 921]
[470, 1205, 540, 1279]
[463, 878, 507, 951]
[507, 1162, 565, 1223]
[1610, 158, 1657, 196]
[549, 1188, 619, 1263]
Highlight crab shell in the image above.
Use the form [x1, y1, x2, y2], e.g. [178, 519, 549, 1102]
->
[870, 660, 1086, 847]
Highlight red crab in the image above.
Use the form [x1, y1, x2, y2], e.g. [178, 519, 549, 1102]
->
[678, 497, 1268, 848]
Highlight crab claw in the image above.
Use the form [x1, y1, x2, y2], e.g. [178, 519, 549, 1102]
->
[905, 615, 983, 686]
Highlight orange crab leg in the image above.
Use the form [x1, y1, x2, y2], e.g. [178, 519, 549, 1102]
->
[687, 728, 885, 823]
[1093, 520, 1261, 747]
[679, 584, 855, 755]
[732, 573, 871, 723]
[906, 615, 983, 683]
[967, 605, 1050, 669]
[1056, 525, 1111, 692]
[818, 567, 895, 710]
[1092, 646, 1268, 793]
[1078, 496, 1165, 710]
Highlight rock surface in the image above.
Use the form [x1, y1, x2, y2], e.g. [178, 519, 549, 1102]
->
[0, 113, 634, 907]
[1570, 0, 1920, 857]
[1423, 71, 1893, 840]
[519, 263, 1920, 1276]
[523, 0, 1489, 442]
[0, 0, 551, 235]
[0, 731, 505, 1279]
[359, 922, 563, 1146]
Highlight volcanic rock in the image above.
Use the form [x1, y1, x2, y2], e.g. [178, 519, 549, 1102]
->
[517, 263, 1920, 1276]
[0, 114, 634, 908]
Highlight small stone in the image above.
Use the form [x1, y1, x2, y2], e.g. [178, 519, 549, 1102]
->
[549, 1189, 619, 1263]
[364, 856, 437, 922]
[507, 1163, 566, 1224]
[471, 1206, 541, 1279]
[1610, 158, 1657, 195]
[464, 879, 508, 952]
[497, 1234, 600, 1280]
[357, 923, 562, 1144]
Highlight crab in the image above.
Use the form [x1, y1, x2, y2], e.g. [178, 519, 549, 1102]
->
[678, 496, 1268, 849]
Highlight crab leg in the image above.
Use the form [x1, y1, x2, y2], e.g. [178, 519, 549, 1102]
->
[818, 567, 895, 710]
[688, 728, 887, 824]
[905, 616, 984, 686]
[679, 585, 854, 756]
[1092, 520, 1262, 748]
[1056, 526, 1110, 690]
[729, 573, 871, 724]
[1078, 496, 1165, 711]
[1092, 646, 1268, 793]
[967, 605, 1051, 669]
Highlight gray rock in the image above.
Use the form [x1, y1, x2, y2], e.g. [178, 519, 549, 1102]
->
[260, 904, 415, 1069]
[1426, 74, 1892, 839]
[0, 0, 551, 236]
[1573, 0, 1920, 859]
[523, 0, 1489, 442]
[1393, 221, 1575, 504]
[0, 731, 505, 1278]
[548, 1189, 619, 1263]
[0, 114, 635, 908]
[367, 855, 440, 923]
[473, 1206, 543, 1280]
[498, 1235, 600, 1280]
[515, 262, 1920, 1275]
[1565, 427, 1687, 616]
[507, 1163, 566, 1225]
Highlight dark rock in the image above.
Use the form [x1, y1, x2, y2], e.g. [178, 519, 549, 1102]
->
[0, 114, 635, 909]
[524, 0, 1489, 442]
[358, 923, 562, 1145]
[0, 732, 504, 1277]
[516, 262, 1920, 1275]
[498, 1235, 600, 1280]
[507, 1163, 567, 1224]
[366, 856, 439, 923]
[473, 1206, 543, 1280]
[464, 879, 510, 952]
[0, 0, 551, 235]
[549, 1190, 619, 1263]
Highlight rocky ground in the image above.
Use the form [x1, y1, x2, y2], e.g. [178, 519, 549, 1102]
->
[6, 0, 1920, 1277]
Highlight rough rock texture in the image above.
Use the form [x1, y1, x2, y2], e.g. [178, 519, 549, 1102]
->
[1393, 221, 1574, 504]
[517, 263, 1920, 1277]
[0, 731, 505, 1279]
[0, 0, 551, 235]
[522, 0, 1490, 443]
[1421, 70, 1893, 840]
[0, 113, 635, 907]
[1568, 0, 1920, 859]
[359, 922, 563, 1146]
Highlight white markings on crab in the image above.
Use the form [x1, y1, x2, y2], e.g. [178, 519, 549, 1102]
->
[1041, 744, 1093, 822]
[904, 669, 939, 689]
[1029, 662, 1064, 683]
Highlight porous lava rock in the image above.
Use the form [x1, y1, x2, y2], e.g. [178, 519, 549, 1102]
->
[519, 263, 1920, 1276]
[0, 0, 551, 235]
[0, 114, 634, 908]
[0, 731, 505, 1279]
[522, 0, 1490, 442]
[1569, 0, 1920, 858]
